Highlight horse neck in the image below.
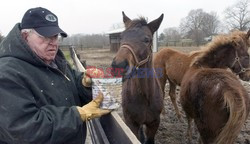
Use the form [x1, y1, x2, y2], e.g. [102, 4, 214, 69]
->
[195, 48, 234, 69]
[139, 60, 160, 91]
[128, 59, 155, 88]
[123, 59, 163, 102]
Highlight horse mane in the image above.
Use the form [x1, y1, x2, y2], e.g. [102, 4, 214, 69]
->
[188, 50, 202, 57]
[191, 30, 249, 66]
[126, 17, 148, 30]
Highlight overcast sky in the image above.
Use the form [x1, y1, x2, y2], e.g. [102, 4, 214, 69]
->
[0, 0, 239, 36]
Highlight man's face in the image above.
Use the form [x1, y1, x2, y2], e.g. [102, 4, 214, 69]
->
[24, 29, 59, 64]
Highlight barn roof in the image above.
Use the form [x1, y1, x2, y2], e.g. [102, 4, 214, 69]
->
[106, 28, 125, 35]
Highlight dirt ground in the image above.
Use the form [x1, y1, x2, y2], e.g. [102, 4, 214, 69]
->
[75, 47, 250, 144]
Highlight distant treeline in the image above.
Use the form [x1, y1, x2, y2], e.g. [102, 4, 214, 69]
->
[59, 34, 109, 48]
[159, 39, 211, 47]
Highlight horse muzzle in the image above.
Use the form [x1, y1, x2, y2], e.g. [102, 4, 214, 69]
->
[239, 71, 250, 81]
[111, 59, 128, 77]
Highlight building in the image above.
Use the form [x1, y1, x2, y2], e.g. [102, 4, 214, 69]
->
[106, 28, 125, 52]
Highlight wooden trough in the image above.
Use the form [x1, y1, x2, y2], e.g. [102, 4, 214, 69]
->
[89, 112, 140, 144]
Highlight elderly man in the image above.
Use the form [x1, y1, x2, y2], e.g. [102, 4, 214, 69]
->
[0, 7, 110, 143]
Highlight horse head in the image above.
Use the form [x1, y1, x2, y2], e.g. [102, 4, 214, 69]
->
[192, 30, 250, 81]
[230, 30, 250, 81]
[111, 12, 163, 77]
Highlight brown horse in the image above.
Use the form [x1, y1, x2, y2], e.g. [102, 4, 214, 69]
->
[111, 12, 164, 144]
[153, 48, 202, 119]
[180, 30, 250, 144]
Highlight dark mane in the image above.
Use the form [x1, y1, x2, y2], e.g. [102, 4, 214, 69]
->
[126, 17, 148, 29]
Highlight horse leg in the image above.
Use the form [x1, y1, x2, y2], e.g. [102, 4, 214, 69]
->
[199, 136, 203, 144]
[144, 118, 160, 144]
[124, 117, 144, 143]
[139, 126, 145, 143]
[129, 123, 144, 143]
[169, 80, 183, 120]
[157, 75, 167, 115]
[158, 76, 167, 97]
[186, 116, 193, 144]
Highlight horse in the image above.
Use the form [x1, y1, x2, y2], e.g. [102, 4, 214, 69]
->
[153, 48, 202, 119]
[111, 12, 164, 144]
[180, 30, 250, 144]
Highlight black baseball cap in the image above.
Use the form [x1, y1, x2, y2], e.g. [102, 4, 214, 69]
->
[21, 7, 67, 37]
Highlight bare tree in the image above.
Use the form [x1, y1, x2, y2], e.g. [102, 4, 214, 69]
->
[180, 9, 220, 46]
[180, 9, 206, 46]
[60, 34, 109, 48]
[224, 0, 250, 31]
[163, 27, 181, 42]
[110, 23, 124, 31]
[201, 12, 220, 36]
[158, 33, 165, 41]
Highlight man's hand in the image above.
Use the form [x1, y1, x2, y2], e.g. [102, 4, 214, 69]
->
[76, 92, 111, 121]
[82, 73, 92, 87]
[82, 68, 105, 87]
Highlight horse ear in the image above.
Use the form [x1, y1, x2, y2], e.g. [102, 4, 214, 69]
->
[148, 14, 164, 34]
[122, 11, 131, 28]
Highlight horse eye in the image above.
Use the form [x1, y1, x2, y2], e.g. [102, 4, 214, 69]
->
[143, 37, 150, 43]
[243, 55, 249, 60]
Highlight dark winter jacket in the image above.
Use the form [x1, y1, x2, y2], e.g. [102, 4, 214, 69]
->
[0, 23, 92, 144]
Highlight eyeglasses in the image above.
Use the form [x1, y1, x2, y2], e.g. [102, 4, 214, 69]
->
[32, 29, 60, 43]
